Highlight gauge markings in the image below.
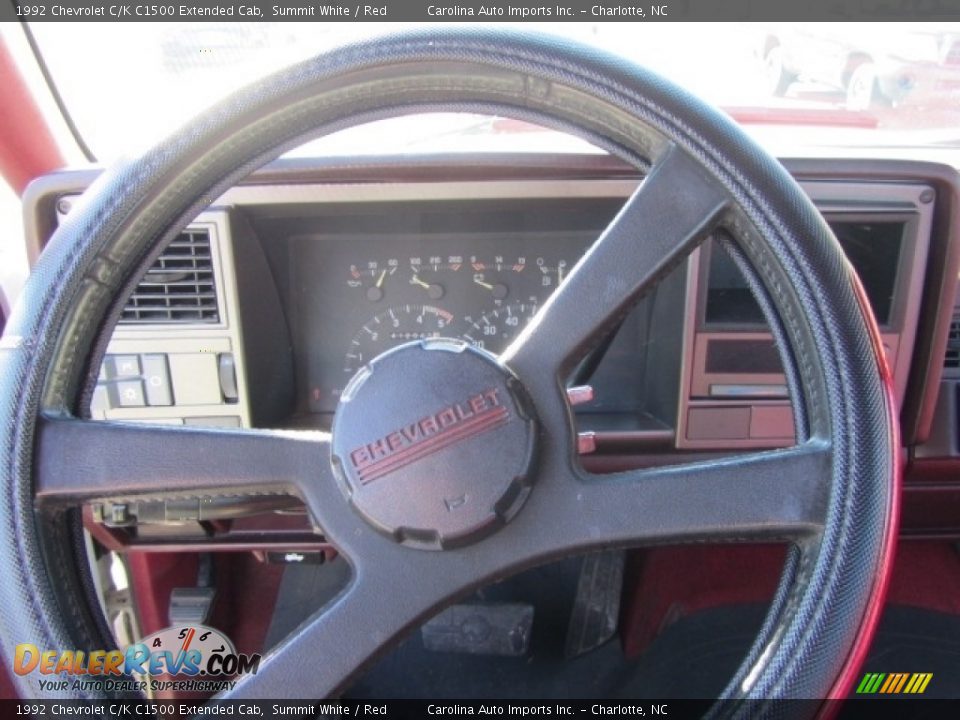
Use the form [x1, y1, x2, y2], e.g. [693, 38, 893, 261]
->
[462, 302, 538, 354]
[344, 304, 455, 376]
[340, 253, 569, 389]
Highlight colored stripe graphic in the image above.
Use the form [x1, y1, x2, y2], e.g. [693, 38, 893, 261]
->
[856, 672, 931, 694]
[878, 674, 895, 693]
[357, 406, 509, 484]
[855, 673, 885, 694]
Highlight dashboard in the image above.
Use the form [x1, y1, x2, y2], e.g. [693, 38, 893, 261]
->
[22, 153, 960, 547]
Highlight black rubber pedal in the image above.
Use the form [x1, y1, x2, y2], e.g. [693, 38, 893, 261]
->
[421, 602, 534, 656]
[565, 550, 625, 658]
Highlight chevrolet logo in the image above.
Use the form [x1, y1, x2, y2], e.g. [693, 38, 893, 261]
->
[348, 388, 509, 485]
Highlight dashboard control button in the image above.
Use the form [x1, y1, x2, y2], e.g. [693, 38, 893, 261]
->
[218, 353, 239, 403]
[114, 380, 146, 408]
[566, 385, 595, 406]
[108, 354, 141, 379]
[142, 354, 173, 406]
[577, 431, 597, 455]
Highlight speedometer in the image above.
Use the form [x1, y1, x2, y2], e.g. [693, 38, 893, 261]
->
[462, 302, 539, 354]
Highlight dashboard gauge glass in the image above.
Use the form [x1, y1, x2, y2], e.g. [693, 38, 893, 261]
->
[258, 197, 630, 415]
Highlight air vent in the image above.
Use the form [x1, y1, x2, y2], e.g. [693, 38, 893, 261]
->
[120, 228, 220, 325]
[945, 313, 960, 370]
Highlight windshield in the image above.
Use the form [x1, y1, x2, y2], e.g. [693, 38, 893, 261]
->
[17, 21, 960, 162]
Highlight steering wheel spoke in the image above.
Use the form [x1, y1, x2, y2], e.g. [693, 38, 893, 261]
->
[226, 547, 475, 699]
[34, 417, 327, 508]
[553, 441, 832, 550]
[503, 145, 729, 378]
[227, 438, 832, 700]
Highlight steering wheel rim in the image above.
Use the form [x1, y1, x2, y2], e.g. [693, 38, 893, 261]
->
[0, 29, 898, 709]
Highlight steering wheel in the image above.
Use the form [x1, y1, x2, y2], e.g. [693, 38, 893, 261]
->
[0, 30, 898, 708]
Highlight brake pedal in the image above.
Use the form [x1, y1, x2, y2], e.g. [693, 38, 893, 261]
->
[169, 553, 216, 625]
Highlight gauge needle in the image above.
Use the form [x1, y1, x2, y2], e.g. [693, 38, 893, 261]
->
[411, 274, 445, 299]
[475, 278, 508, 300]
[376, 270, 387, 288]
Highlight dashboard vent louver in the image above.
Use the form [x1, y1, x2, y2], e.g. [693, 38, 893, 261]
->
[120, 228, 220, 325]
[945, 313, 960, 370]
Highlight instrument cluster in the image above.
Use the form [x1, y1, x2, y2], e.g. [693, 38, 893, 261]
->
[284, 231, 596, 414]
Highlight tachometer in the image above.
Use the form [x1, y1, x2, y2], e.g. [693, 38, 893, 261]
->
[344, 304, 456, 376]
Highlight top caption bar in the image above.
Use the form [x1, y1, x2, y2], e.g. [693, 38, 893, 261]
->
[4, 0, 960, 23]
